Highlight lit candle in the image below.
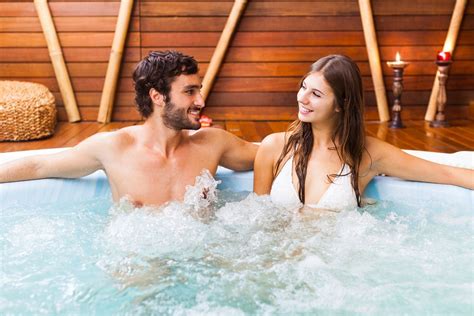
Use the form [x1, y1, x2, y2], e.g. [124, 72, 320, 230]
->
[394, 52, 404, 66]
[437, 51, 451, 62]
[387, 52, 408, 68]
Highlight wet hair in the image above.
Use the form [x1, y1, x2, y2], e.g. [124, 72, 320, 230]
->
[274, 55, 366, 206]
[132, 50, 199, 118]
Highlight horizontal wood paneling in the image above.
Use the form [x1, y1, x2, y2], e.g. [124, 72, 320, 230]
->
[0, 48, 141, 62]
[2, 61, 473, 78]
[6, 75, 471, 94]
[139, 1, 474, 16]
[2, 46, 473, 65]
[0, 0, 472, 122]
[49, 91, 470, 108]
[0, 32, 141, 47]
[140, 46, 474, 61]
[140, 31, 474, 47]
[53, 103, 470, 123]
[55, 105, 470, 123]
[141, 15, 474, 32]
[0, 63, 139, 77]
[0, 2, 139, 17]
[203, 105, 470, 122]
[0, 17, 141, 32]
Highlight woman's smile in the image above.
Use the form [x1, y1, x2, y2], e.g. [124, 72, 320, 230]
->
[298, 105, 314, 115]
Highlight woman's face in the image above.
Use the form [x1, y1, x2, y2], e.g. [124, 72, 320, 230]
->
[297, 72, 339, 124]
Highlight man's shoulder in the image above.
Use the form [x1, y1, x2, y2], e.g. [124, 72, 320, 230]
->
[189, 127, 257, 157]
[84, 125, 138, 149]
[111, 125, 139, 141]
[190, 127, 232, 141]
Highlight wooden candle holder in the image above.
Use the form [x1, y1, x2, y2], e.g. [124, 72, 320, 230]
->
[430, 60, 452, 128]
[387, 60, 409, 129]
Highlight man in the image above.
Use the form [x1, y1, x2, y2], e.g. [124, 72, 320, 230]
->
[0, 51, 258, 206]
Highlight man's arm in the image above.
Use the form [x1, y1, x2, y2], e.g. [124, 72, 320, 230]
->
[213, 129, 258, 171]
[0, 133, 105, 183]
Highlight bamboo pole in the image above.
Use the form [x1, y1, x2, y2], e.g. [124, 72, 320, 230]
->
[34, 0, 80, 122]
[97, 0, 134, 123]
[425, 0, 467, 121]
[358, 0, 390, 122]
[201, 0, 247, 101]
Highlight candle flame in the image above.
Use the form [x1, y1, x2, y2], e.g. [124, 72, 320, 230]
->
[396, 52, 401, 62]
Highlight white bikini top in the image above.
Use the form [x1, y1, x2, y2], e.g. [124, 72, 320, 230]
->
[270, 157, 358, 211]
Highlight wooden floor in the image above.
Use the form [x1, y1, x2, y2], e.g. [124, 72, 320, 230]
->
[0, 120, 473, 153]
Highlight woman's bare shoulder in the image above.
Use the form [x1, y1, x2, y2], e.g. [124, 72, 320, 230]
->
[365, 136, 398, 155]
[363, 135, 404, 169]
[365, 135, 382, 147]
[260, 132, 287, 153]
[262, 132, 286, 146]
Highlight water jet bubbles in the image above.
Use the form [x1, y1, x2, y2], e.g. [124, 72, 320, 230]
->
[3, 172, 473, 314]
[183, 169, 221, 220]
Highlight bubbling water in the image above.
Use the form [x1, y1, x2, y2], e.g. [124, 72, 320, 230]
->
[1, 171, 472, 315]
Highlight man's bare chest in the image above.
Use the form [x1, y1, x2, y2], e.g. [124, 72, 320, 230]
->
[104, 148, 220, 204]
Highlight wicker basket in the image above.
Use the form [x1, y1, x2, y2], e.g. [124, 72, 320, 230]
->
[0, 80, 56, 141]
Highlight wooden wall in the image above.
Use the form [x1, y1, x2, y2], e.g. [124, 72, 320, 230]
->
[0, 0, 473, 122]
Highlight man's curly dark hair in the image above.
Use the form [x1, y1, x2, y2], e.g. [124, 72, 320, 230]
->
[132, 50, 199, 118]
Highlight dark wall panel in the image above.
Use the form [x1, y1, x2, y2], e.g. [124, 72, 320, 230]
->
[0, 0, 472, 122]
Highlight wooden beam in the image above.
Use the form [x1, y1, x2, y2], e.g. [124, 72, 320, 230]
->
[97, 0, 134, 123]
[425, 0, 467, 121]
[358, 0, 390, 122]
[201, 0, 247, 101]
[34, 0, 80, 122]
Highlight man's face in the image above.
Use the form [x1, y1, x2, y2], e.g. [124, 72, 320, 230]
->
[161, 74, 205, 130]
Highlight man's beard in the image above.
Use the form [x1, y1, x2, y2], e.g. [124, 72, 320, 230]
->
[161, 100, 201, 130]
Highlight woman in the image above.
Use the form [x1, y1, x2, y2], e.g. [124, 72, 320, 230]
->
[254, 55, 473, 211]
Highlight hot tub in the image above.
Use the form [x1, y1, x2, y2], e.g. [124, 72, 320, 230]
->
[1, 148, 473, 314]
[1, 148, 472, 208]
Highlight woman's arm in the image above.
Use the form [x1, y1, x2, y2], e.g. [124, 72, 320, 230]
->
[253, 133, 284, 194]
[370, 137, 474, 189]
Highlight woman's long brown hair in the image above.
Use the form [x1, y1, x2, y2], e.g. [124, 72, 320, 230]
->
[274, 55, 366, 206]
